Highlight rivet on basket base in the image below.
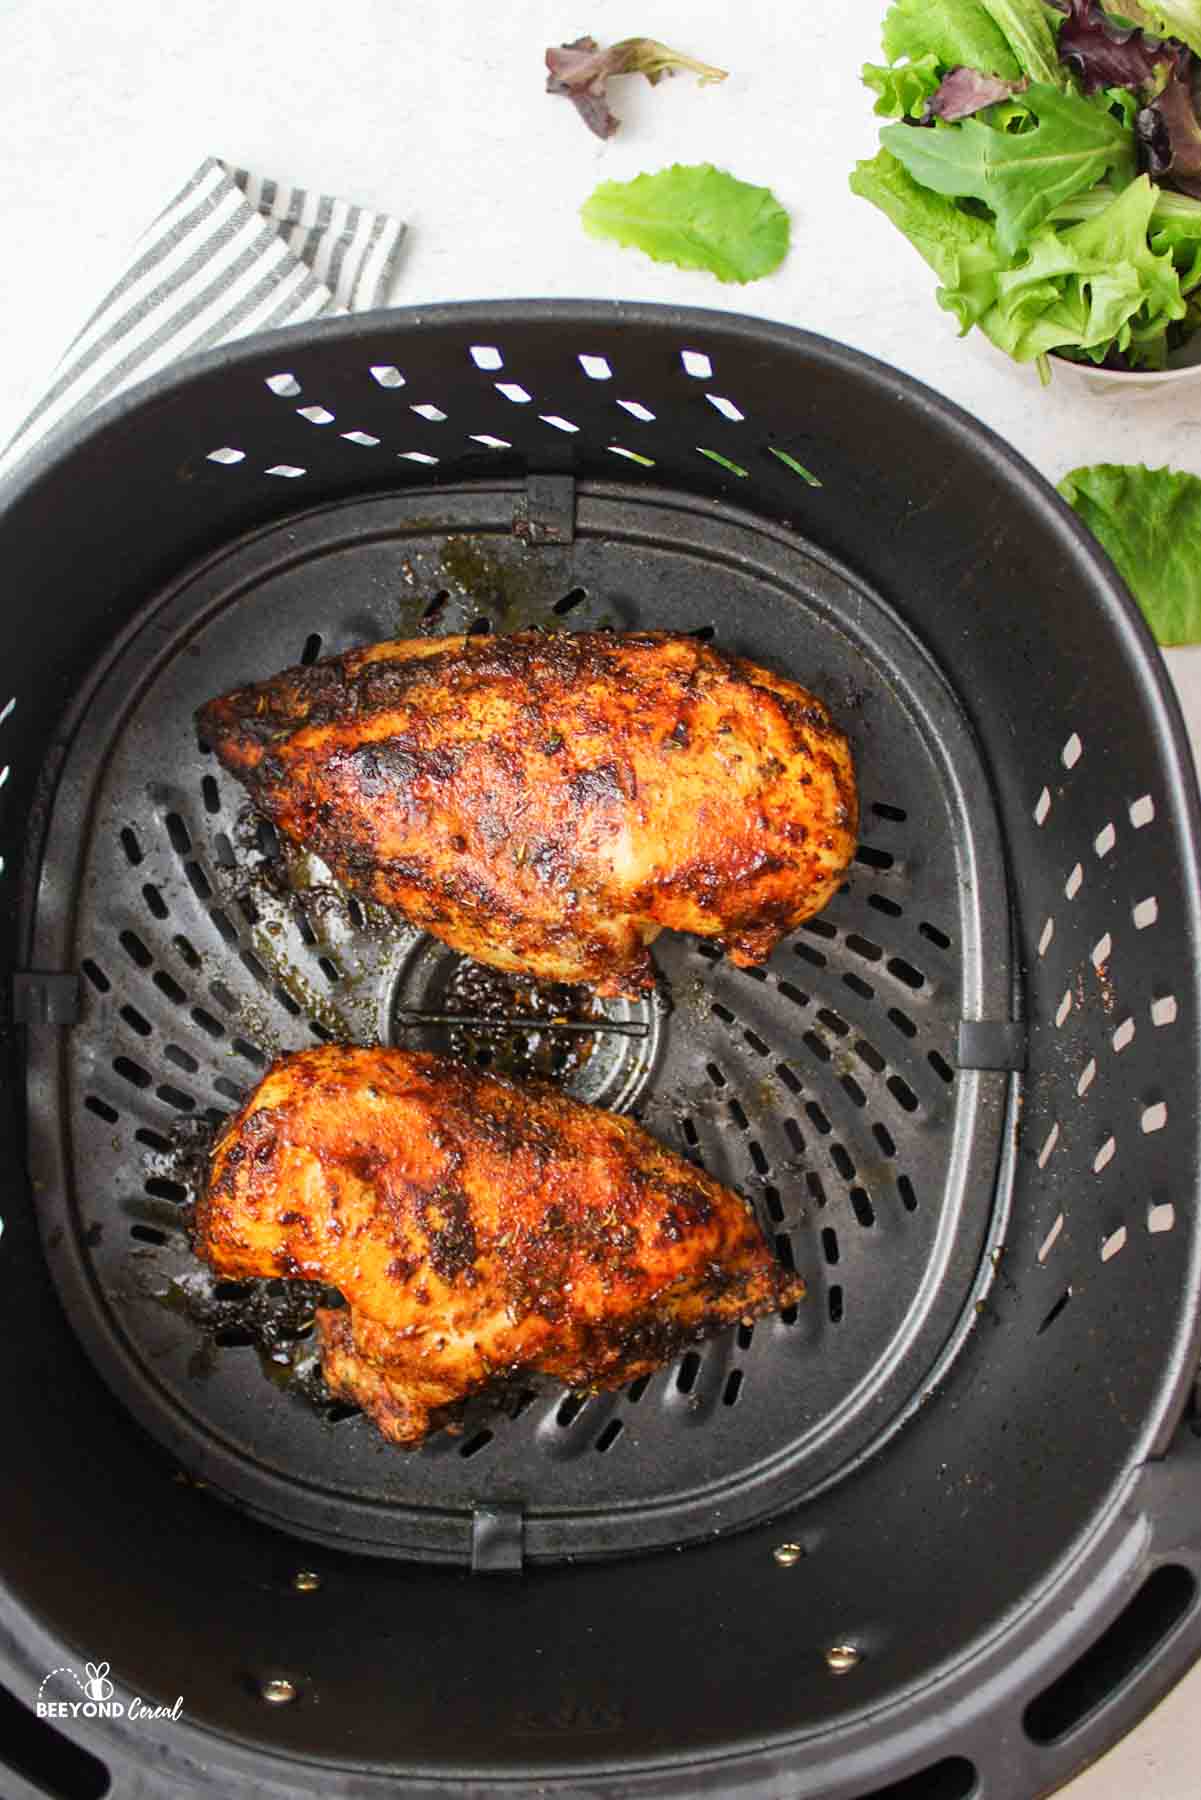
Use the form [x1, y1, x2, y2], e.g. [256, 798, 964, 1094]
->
[260, 1677, 298, 1705]
[825, 1644, 862, 1675]
[773, 1542, 804, 1568]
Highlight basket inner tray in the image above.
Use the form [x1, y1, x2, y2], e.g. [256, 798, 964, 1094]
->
[24, 481, 1015, 1563]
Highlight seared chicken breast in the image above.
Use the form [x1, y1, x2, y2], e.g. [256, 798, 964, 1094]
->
[197, 629, 857, 996]
[195, 1046, 803, 1445]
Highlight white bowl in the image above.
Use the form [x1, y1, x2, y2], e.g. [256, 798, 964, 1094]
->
[968, 322, 1201, 395]
[1049, 332, 1201, 396]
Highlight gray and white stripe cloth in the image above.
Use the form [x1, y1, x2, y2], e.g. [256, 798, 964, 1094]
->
[1, 156, 406, 474]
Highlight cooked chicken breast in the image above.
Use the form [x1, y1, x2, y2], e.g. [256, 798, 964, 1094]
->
[197, 629, 856, 996]
[195, 1046, 803, 1445]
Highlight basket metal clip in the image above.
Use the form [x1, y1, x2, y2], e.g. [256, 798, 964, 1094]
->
[11, 971, 81, 1026]
[515, 474, 575, 545]
[471, 1502, 525, 1573]
[956, 1020, 1026, 1071]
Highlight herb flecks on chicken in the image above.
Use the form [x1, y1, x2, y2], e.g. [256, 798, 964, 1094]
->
[197, 630, 857, 998]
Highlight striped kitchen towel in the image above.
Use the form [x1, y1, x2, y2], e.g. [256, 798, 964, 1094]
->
[1, 156, 406, 474]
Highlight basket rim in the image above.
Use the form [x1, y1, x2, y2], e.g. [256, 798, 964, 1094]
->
[4, 294, 1200, 1465]
[0, 296, 1184, 656]
[4, 300, 1201, 1799]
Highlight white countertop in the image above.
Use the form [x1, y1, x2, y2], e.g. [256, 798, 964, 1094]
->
[3, 1, 1199, 1792]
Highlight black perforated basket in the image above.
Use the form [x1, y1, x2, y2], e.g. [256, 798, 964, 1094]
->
[2, 301, 1200, 1800]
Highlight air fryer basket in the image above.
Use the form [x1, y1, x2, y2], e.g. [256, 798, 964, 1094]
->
[2, 301, 1200, 1800]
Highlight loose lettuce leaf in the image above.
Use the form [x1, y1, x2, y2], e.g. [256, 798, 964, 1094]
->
[880, 82, 1134, 253]
[547, 36, 623, 139]
[1117, 2, 1201, 56]
[862, 52, 943, 117]
[882, 0, 1023, 76]
[603, 38, 728, 86]
[1058, 462, 1201, 644]
[929, 66, 1030, 117]
[545, 35, 727, 139]
[581, 164, 790, 282]
[980, 0, 1066, 82]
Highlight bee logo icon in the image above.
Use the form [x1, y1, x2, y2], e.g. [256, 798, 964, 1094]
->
[83, 1663, 114, 1703]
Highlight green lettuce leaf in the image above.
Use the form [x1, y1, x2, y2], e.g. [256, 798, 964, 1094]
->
[958, 176, 1184, 358]
[880, 82, 1134, 254]
[1149, 188, 1201, 284]
[1064, 168, 1182, 308]
[1118, 2, 1201, 58]
[580, 164, 790, 283]
[1053, 181, 1201, 284]
[862, 52, 943, 117]
[1105, 83, 1145, 131]
[849, 147, 1001, 285]
[979, 0, 1065, 83]
[881, 0, 1022, 76]
[1058, 462, 1201, 644]
[849, 148, 1016, 336]
[929, 65, 1031, 118]
[851, 155, 1184, 363]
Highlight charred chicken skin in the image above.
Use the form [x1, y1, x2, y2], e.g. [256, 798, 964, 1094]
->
[197, 629, 857, 996]
[195, 1046, 803, 1445]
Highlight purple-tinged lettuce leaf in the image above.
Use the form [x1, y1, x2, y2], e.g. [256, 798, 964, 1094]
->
[928, 65, 1030, 117]
[861, 52, 943, 118]
[547, 37, 620, 139]
[607, 38, 728, 86]
[1056, 0, 1179, 93]
[1058, 462, 1201, 645]
[1114, 3, 1201, 58]
[1137, 67, 1201, 195]
[545, 35, 727, 140]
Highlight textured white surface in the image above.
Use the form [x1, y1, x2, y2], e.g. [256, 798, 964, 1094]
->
[1, 2, 1198, 1792]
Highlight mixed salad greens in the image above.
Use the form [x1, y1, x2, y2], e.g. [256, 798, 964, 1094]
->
[537, 18, 1201, 645]
[542, 33, 789, 283]
[852, 0, 1201, 374]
